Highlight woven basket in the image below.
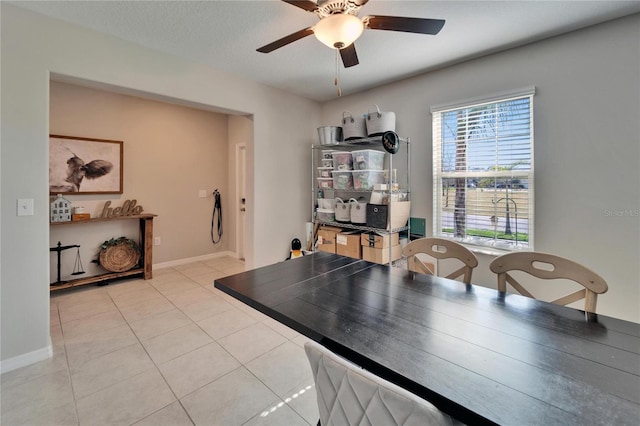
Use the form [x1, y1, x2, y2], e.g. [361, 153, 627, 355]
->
[99, 240, 140, 272]
[342, 111, 367, 140]
[366, 104, 396, 137]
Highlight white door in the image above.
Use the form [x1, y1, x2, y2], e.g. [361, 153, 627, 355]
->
[236, 144, 246, 260]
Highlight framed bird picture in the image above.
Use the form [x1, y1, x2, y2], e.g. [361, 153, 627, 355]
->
[49, 135, 123, 194]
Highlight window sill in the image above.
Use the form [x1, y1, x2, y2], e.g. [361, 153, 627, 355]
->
[429, 234, 531, 257]
[464, 245, 511, 257]
[462, 241, 533, 257]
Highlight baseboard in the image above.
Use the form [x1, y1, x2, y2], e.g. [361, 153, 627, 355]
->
[154, 250, 238, 270]
[1, 344, 53, 374]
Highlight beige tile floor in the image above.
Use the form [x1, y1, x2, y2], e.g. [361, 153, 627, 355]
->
[1, 256, 319, 426]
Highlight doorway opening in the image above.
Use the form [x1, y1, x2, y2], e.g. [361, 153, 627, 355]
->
[236, 144, 247, 260]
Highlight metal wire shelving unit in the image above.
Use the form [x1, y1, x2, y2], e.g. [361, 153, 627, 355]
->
[311, 135, 411, 265]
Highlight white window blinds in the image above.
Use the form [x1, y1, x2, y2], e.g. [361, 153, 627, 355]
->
[431, 88, 535, 251]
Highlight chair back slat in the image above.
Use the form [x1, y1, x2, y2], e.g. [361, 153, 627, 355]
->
[444, 265, 468, 283]
[490, 251, 607, 313]
[409, 256, 435, 275]
[403, 238, 479, 284]
[403, 238, 478, 268]
[505, 273, 536, 299]
[551, 289, 586, 307]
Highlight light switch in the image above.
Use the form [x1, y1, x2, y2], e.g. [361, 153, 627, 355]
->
[17, 198, 34, 216]
[198, 190, 207, 198]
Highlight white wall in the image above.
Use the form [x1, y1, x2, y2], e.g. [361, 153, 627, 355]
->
[321, 14, 640, 322]
[1, 4, 321, 367]
[49, 82, 233, 279]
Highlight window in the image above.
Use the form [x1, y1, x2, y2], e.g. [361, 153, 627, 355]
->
[431, 87, 535, 251]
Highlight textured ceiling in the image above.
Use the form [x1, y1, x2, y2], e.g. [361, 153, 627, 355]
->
[10, 0, 640, 102]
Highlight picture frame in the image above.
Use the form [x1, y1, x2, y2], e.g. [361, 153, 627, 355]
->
[49, 135, 123, 195]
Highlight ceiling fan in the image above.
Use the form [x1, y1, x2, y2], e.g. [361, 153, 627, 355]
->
[257, 0, 445, 68]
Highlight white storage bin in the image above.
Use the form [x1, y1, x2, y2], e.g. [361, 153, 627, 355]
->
[317, 167, 333, 178]
[317, 198, 333, 210]
[353, 170, 386, 190]
[352, 149, 385, 171]
[331, 170, 354, 190]
[316, 208, 335, 222]
[332, 151, 353, 170]
[321, 150, 335, 160]
[321, 159, 334, 168]
[317, 178, 334, 189]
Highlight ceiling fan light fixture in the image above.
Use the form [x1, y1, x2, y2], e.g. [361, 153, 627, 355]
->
[314, 14, 364, 49]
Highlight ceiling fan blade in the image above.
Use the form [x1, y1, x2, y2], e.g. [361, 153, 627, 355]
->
[340, 44, 359, 68]
[281, 0, 318, 13]
[257, 27, 314, 53]
[365, 16, 445, 35]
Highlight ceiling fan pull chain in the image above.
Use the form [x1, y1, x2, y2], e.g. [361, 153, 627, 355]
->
[335, 49, 342, 97]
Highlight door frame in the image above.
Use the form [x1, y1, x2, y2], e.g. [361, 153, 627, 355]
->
[235, 143, 247, 260]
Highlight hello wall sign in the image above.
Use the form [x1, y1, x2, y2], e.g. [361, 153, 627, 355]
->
[100, 199, 143, 218]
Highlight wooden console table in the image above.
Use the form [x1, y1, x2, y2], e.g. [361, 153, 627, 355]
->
[49, 214, 156, 291]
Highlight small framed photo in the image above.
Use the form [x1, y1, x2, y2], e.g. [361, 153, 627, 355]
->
[49, 135, 123, 194]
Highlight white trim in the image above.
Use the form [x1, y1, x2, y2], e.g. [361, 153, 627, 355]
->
[466, 245, 510, 257]
[1, 344, 53, 374]
[430, 86, 536, 113]
[464, 242, 527, 257]
[235, 143, 247, 260]
[431, 92, 534, 252]
[153, 250, 238, 269]
[440, 170, 531, 179]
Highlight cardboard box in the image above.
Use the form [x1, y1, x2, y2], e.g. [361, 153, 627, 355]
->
[317, 226, 342, 254]
[360, 232, 400, 249]
[336, 231, 361, 259]
[72, 213, 91, 221]
[362, 244, 402, 264]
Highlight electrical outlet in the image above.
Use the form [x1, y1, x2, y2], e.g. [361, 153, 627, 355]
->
[154, 237, 161, 246]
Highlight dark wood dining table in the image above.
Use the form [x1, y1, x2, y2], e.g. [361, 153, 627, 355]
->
[214, 252, 640, 425]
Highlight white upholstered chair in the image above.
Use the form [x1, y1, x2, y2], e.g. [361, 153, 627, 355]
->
[489, 251, 608, 313]
[402, 238, 479, 284]
[304, 340, 461, 426]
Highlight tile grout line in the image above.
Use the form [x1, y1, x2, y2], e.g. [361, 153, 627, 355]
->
[69, 283, 161, 423]
[239, 339, 314, 426]
[135, 263, 261, 425]
[126, 264, 247, 424]
[62, 279, 176, 424]
[56, 296, 82, 426]
[156, 261, 314, 424]
[9, 257, 317, 425]
[111, 267, 197, 426]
